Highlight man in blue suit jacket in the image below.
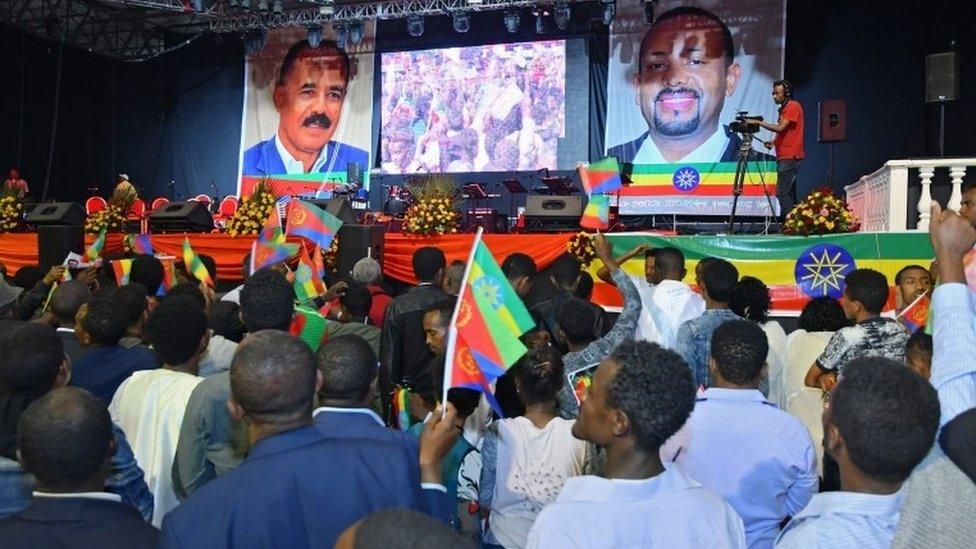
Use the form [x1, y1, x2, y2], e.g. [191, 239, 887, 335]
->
[241, 39, 368, 177]
[159, 332, 458, 548]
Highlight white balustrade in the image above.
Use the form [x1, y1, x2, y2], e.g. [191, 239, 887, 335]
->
[844, 159, 975, 231]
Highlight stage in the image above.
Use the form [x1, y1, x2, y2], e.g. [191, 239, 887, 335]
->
[0, 230, 933, 314]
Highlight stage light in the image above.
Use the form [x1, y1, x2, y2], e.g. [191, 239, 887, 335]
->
[239, 0, 249, 10]
[532, 8, 548, 35]
[554, 1, 570, 30]
[503, 9, 520, 33]
[272, 0, 282, 13]
[349, 20, 364, 44]
[602, 1, 616, 26]
[244, 29, 267, 56]
[307, 23, 323, 47]
[453, 11, 470, 33]
[257, 0, 267, 11]
[643, 0, 657, 25]
[407, 14, 424, 37]
[335, 24, 348, 50]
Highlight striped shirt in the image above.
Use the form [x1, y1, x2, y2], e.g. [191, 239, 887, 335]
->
[929, 283, 976, 427]
[774, 490, 903, 548]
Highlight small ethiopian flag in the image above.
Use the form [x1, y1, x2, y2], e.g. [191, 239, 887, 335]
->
[294, 245, 327, 302]
[580, 157, 622, 195]
[112, 259, 133, 286]
[86, 230, 107, 262]
[581, 194, 611, 230]
[182, 238, 214, 288]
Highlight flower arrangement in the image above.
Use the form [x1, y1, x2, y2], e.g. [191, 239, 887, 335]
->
[0, 190, 24, 233]
[782, 187, 860, 236]
[402, 175, 462, 235]
[85, 176, 139, 235]
[226, 180, 277, 237]
[566, 232, 596, 267]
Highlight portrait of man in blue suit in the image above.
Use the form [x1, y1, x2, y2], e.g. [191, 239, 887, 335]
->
[242, 39, 369, 176]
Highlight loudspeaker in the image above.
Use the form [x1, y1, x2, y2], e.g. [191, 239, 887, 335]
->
[336, 224, 385, 278]
[524, 195, 583, 232]
[25, 202, 85, 226]
[465, 210, 508, 233]
[926, 52, 959, 102]
[149, 201, 214, 233]
[818, 99, 847, 143]
[305, 198, 357, 225]
[346, 162, 362, 188]
[37, 225, 84, 271]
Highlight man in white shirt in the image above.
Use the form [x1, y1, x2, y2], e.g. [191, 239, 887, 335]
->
[528, 340, 745, 549]
[662, 320, 818, 548]
[110, 295, 210, 526]
[598, 243, 704, 349]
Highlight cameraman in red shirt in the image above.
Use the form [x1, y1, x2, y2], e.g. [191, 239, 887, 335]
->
[747, 80, 804, 220]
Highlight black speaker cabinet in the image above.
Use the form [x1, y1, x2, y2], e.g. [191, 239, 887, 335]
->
[926, 52, 959, 102]
[37, 225, 84, 271]
[25, 202, 85, 226]
[336, 224, 385, 278]
[524, 195, 582, 232]
[149, 201, 214, 233]
[305, 198, 357, 225]
[465, 210, 508, 233]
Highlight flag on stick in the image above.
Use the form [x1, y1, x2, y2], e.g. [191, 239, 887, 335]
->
[443, 229, 533, 415]
[580, 194, 611, 230]
[259, 207, 286, 245]
[898, 291, 930, 334]
[250, 238, 299, 274]
[112, 259, 133, 286]
[126, 234, 154, 255]
[579, 157, 622, 195]
[85, 230, 107, 262]
[294, 245, 328, 302]
[285, 200, 343, 249]
[182, 238, 214, 288]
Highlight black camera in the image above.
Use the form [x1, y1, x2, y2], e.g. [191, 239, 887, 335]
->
[729, 112, 762, 134]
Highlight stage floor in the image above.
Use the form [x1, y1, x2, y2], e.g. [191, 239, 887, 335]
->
[0, 230, 933, 314]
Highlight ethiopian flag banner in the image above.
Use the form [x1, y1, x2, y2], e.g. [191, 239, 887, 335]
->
[591, 232, 934, 314]
[444, 230, 534, 414]
[618, 161, 779, 217]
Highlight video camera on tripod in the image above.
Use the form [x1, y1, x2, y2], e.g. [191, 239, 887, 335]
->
[729, 112, 763, 135]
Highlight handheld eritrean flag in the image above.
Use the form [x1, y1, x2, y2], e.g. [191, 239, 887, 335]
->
[112, 259, 133, 286]
[443, 229, 534, 415]
[260, 207, 286, 245]
[127, 233, 154, 255]
[898, 291, 930, 334]
[294, 245, 328, 302]
[312, 245, 327, 280]
[289, 305, 328, 351]
[85, 230, 107, 262]
[182, 238, 214, 288]
[579, 157, 622, 195]
[159, 257, 176, 296]
[285, 200, 343, 250]
[250, 238, 299, 274]
[580, 194, 611, 230]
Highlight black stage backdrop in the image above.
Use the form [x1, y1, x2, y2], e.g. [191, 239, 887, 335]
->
[0, 0, 972, 212]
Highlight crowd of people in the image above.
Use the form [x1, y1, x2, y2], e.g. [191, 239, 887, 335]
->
[380, 41, 565, 174]
[0, 193, 974, 548]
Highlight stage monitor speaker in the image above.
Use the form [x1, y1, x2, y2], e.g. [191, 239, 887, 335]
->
[926, 52, 959, 102]
[25, 202, 85, 226]
[466, 210, 508, 233]
[149, 201, 214, 233]
[818, 99, 846, 142]
[305, 198, 357, 225]
[336, 224, 385, 279]
[37, 225, 84, 272]
[523, 195, 583, 232]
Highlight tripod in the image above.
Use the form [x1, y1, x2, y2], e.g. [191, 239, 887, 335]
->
[727, 133, 777, 234]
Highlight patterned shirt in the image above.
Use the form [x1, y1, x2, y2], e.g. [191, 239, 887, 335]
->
[815, 317, 909, 376]
[555, 268, 641, 418]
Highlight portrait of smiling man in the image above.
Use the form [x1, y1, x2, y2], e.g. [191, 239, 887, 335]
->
[608, 6, 764, 165]
[242, 39, 369, 176]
